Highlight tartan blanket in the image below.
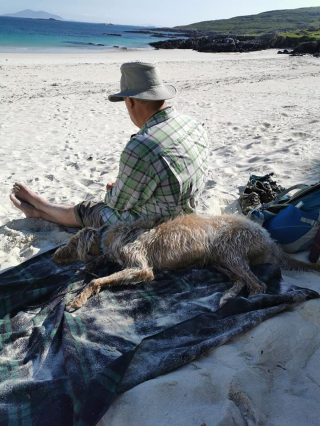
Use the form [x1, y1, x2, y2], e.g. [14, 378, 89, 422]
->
[0, 249, 318, 426]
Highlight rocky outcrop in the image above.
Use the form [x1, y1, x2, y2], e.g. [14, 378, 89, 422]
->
[278, 40, 320, 56]
[293, 40, 320, 54]
[150, 33, 320, 55]
[149, 36, 267, 53]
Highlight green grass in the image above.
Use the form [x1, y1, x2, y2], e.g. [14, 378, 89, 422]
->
[175, 7, 320, 35]
[279, 29, 320, 40]
[276, 28, 320, 46]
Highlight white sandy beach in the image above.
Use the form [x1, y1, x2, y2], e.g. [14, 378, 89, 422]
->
[1, 48, 320, 425]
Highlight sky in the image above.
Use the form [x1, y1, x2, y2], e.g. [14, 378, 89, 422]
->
[1, 0, 320, 27]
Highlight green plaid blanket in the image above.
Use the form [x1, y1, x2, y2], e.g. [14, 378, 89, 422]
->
[0, 250, 318, 426]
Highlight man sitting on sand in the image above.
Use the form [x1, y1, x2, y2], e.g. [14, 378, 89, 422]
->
[10, 62, 209, 228]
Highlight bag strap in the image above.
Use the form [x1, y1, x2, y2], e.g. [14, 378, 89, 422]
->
[300, 217, 320, 227]
[262, 183, 315, 211]
[275, 184, 309, 199]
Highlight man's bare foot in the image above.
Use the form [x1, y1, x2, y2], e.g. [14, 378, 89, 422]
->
[10, 194, 41, 218]
[10, 182, 79, 227]
[12, 182, 46, 209]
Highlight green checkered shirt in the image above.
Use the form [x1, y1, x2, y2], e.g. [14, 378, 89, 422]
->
[101, 107, 208, 223]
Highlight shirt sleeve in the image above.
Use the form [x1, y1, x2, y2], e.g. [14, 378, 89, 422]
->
[104, 147, 159, 211]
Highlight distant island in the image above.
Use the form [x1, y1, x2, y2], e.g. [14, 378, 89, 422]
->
[3, 9, 63, 20]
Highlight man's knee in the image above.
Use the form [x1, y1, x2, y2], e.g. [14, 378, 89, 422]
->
[74, 201, 106, 228]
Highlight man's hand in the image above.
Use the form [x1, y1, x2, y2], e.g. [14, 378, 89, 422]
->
[106, 182, 115, 192]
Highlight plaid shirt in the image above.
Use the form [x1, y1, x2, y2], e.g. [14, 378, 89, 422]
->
[101, 107, 208, 224]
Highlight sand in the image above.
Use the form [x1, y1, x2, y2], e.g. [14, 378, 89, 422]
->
[1, 48, 320, 425]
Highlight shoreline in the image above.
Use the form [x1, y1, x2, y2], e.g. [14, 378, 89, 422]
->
[0, 46, 154, 54]
[0, 48, 284, 63]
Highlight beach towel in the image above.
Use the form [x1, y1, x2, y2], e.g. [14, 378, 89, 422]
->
[0, 249, 318, 426]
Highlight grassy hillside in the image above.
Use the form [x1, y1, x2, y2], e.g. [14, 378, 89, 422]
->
[275, 28, 320, 47]
[175, 7, 320, 35]
[280, 28, 320, 40]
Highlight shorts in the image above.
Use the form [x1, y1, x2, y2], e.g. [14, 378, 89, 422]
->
[74, 201, 142, 229]
[74, 201, 107, 228]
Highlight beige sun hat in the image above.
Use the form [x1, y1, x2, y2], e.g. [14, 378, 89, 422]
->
[108, 61, 177, 102]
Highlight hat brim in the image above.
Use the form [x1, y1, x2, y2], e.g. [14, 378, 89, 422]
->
[108, 84, 177, 102]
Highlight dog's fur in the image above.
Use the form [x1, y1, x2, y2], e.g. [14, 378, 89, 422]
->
[52, 214, 320, 311]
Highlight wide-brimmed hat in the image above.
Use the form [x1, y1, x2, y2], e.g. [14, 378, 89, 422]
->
[108, 62, 177, 102]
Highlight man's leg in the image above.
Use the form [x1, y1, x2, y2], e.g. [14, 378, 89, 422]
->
[10, 183, 80, 227]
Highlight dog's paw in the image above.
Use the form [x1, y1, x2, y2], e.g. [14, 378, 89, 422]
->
[65, 280, 99, 312]
[65, 302, 78, 313]
[219, 280, 246, 308]
[219, 292, 234, 308]
[247, 283, 267, 298]
[66, 289, 91, 311]
[65, 296, 85, 312]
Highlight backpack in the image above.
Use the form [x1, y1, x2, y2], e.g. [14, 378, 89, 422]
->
[247, 182, 320, 253]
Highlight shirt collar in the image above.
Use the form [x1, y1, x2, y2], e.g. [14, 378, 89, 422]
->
[139, 106, 176, 134]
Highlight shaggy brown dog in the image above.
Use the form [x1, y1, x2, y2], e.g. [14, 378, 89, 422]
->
[52, 214, 320, 311]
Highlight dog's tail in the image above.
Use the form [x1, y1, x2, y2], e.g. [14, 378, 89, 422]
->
[271, 242, 320, 273]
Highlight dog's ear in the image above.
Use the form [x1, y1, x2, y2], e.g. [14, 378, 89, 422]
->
[83, 227, 98, 245]
[77, 227, 99, 261]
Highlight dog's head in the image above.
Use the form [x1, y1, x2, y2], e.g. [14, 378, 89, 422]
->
[52, 227, 100, 265]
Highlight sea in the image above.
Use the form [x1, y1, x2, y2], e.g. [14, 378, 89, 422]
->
[0, 16, 172, 52]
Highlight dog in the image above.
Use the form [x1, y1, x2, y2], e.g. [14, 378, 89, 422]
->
[52, 214, 320, 311]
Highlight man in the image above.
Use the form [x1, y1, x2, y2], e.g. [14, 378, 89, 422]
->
[10, 62, 208, 228]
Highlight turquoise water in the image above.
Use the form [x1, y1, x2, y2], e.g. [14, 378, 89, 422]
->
[0, 17, 171, 51]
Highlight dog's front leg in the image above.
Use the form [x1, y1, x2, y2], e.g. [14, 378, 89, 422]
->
[66, 279, 101, 311]
[66, 267, 154, 311]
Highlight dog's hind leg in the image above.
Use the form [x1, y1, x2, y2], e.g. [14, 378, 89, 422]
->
[214, 265, 245, 307]
[219, 279, 246, 307]
[217, 259, 267, 307]
[66, 267, 154, 311]
[210, 264, 246, 307]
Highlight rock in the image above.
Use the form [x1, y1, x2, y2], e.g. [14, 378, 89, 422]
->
[293, 40, 320, 54]
[150, 35, 266, 53]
